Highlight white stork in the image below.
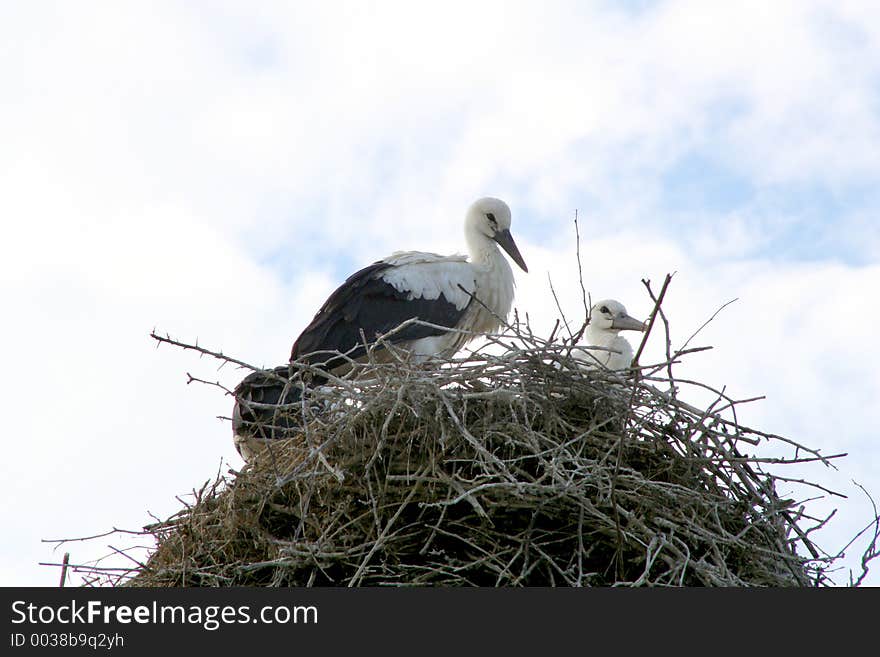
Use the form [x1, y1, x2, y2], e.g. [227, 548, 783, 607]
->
[232, 197, 528, 461]
[571, 299, 646, 370]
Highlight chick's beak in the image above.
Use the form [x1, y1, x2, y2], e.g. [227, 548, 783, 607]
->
[611, 313, 647, 332]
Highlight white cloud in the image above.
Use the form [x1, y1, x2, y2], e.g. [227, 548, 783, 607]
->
[1, 0, 879, 586]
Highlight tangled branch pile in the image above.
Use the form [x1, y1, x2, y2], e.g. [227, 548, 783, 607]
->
[127, 322, 838, 587]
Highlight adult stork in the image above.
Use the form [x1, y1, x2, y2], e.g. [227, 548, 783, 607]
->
[571, 299, 646, 370]
[232, 196, 528, 461]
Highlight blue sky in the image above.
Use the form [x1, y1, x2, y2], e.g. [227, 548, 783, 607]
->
[2, 0, 879, 587]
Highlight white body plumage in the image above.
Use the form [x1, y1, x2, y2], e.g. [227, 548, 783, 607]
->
[378, 241, 516, 359]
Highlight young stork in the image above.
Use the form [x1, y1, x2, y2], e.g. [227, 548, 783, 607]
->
[232, 197, 528, 461]
[571, 299, 646, 370]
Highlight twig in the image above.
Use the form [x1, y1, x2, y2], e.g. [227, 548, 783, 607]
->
[59, 553, 69, 588]
[632, 273, 674, 367]
[573, 209, 590, 342]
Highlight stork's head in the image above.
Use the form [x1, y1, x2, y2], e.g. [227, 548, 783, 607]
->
[465, 197, 528, 272]
[588, 299, 647, 334]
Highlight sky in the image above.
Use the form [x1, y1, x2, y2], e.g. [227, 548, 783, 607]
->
[2, 0, 879, 586]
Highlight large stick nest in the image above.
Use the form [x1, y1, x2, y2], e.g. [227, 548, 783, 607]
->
[128, 329, 833, 587]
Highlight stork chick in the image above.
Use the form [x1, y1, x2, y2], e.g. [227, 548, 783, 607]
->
[572, 299, 646, 370]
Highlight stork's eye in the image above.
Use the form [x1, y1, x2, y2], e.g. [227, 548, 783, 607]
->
[486, 212, 497, 227]
[600, 306, 610, 314]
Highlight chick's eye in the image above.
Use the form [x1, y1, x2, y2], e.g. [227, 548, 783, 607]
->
[486, 212, 497, 226]
[600, 306, 610, 314]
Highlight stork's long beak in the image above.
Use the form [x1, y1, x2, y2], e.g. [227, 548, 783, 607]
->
[493, 229, 529, 272]
[611, 313, 647, 332]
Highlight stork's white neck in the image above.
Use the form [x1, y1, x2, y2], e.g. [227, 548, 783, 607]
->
[585, 325, 621, 348]
[461, 226, 515, 332]
[579, 324, 633, 370]
[465, 228, 501, 267]
[466, 232, 514, 301]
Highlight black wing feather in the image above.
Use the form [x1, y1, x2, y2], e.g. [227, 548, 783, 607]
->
[290, 260, 468, 368]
